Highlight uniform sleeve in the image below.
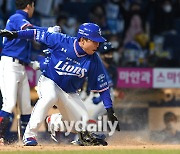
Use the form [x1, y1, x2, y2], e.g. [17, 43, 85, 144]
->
[34, 30, 70, 49]
[99, 89, 113, 109]
[32, 25, 48, 31]
[88, 54, 109, 92]
[13, 17, 32, 30]
[10, 15, 47, 31]
[17, 29, 70, 50]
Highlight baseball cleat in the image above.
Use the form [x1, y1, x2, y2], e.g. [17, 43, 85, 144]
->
[23, 137, 38, 146]
[71, 131, 108, 146]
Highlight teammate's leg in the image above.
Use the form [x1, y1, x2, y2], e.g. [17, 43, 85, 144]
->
[18, 72, 32, 137]
[0, 60, 20, 144]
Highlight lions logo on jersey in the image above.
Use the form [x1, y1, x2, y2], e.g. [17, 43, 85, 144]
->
[54, 61, 87, 78]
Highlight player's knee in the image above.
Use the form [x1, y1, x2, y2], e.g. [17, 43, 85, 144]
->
[43, 93, 58, 104]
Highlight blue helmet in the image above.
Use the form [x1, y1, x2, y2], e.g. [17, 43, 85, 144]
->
[98, 42, 115, 54]
[77, 23, 106, 42]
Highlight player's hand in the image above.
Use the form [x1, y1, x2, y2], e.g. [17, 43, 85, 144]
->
[106, 107, 120, 131]
[48, 26, 61, 33]
[0, 29, 18, 40]
[29, 61, 40, 70]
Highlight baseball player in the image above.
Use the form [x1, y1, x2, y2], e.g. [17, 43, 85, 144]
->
[0, 0, 53, 145]
[45, 42, 117, 144]
[0, 23, 120, 146]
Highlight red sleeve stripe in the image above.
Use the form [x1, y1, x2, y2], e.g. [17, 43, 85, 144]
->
[91, 87, 109, 93]
[21, 23, 33, 30]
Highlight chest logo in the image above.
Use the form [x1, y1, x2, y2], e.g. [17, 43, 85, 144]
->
[54, 61, 87, 78]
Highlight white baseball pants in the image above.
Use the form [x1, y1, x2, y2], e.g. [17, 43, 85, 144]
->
[0, 56, 32, 114]
[24, 75, 89, 138]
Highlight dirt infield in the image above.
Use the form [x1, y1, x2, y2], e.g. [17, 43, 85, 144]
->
[1, 143, 180, 151]
[1, 132, 180, 151]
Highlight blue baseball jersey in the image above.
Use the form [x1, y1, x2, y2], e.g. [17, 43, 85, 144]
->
[18, 29, 109, 92]
[1, 10, 47, 63]
[45, 39, 109, 93]
[17, 29, 113, 108]
[37, 50, 51, 73]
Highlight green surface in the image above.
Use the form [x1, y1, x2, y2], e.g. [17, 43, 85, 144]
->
[0, 150, 180, 154]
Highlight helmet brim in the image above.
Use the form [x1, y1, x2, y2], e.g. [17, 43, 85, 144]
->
[90, 36, 107, 43]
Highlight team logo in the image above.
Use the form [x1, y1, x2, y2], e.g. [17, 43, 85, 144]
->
[54, 61, 87, 78]
[78, 29, 89, 36]
[97, 74, 105, 82]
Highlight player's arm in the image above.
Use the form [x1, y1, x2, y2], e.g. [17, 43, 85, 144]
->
[99, 89, 120, 131]
[20, 23, 48, 31]
[0, 29, 60, 49]
[88, 54, 120, 131]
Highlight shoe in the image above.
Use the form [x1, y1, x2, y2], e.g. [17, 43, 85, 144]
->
[71, 132, 108, 146]
[0, 138, 4, 145]
[71, 139, 84, 146]
[50, 132, 61, 143]
[23, 137, 38, 146]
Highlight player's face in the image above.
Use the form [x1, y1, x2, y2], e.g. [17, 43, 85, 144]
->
[28, 2, 35, 18]
[81, 39, 99, 55]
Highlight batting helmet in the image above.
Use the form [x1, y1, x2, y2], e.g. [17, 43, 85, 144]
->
[98, 42, 115, 54]
[77, 23, 106, 42]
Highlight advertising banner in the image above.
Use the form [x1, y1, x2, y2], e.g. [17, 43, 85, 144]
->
[117, 68, 153, 88]
[153, 68, 180, 88]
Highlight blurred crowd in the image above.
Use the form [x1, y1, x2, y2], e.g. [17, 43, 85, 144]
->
[1, 0, 180, 67]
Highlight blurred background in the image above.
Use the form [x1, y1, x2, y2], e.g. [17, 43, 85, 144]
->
[1, 0, 180, 144]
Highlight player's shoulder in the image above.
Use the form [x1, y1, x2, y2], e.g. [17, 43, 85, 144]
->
[92, 52, 101, 60]
[56, 33, 76, 45]
[61, 34, 76, 41]
[9, 13, 24, 21]
[88, 52, 102, 67]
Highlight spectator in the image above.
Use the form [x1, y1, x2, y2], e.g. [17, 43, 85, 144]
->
[151, 112, 180, 144]
[122, 1, 146, 44]
[123, 14, 144, 45]
[89, 3, 110, 35]
[151, 0, 175, 35]
[105, 0, 124, 34]
[121, 32, 149, 67]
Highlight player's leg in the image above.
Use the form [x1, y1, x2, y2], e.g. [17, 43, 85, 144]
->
[54, 91, 107, 146]
[18, 72, 32, 137]
[0, 60, 20, 144]
[56, 91, 89, 130]
[90, 102, 106, 120]
[23, 75, 58, 146]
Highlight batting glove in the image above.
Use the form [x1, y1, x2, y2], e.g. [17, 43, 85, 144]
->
[47, 26, 61, 33]
[106, 107, 120, 131]
[0, 29, 18, 40]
